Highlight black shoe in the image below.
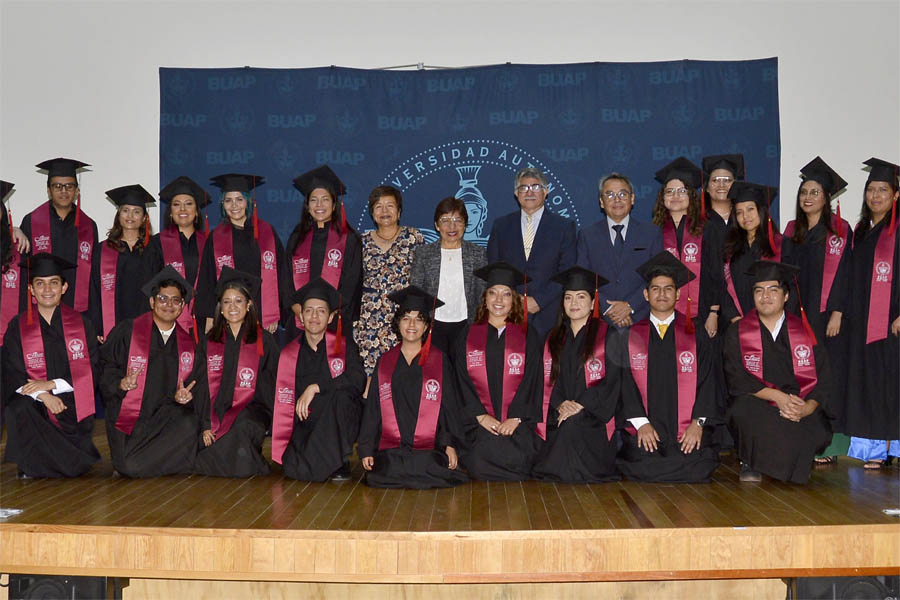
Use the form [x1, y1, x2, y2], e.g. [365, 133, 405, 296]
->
[16, 470, 33, 480]
[739, 463, 762, 483]
[331, 462, 351, 482]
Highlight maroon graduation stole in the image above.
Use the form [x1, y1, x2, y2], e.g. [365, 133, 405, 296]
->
[291, 226, 348, 326]
[160, 226, 207, 333]
[784, 216, 850, 313]
[205, 337, 258, 438]
[538, 319, 613, 442]
[211, 221, 280, 328]
[738, 309, 818, 401]
[99, 242, 119, 337]
[663, 217, 702, 318]
[377, 345, 443, 451]
[627, 315, 697, 437]
[866, 221, 897, 343]
[30, 201, 95, 312]
[724, 234, 783, 317]
[18, 304, 95, 427]
[465, 323, 526, 421]
[271, 331, 346, 464]
[114, 312, 195, 434]
[1, 247, 21, 344]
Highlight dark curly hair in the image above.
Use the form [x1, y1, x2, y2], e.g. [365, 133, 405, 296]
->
[473, 286, 525, 325]
[651, 184, 704, 237]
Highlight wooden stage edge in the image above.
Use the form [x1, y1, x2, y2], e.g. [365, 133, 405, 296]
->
[2, 522, 898, 583]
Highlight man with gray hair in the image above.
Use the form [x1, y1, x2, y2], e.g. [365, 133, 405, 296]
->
[487, 167, 577, 336]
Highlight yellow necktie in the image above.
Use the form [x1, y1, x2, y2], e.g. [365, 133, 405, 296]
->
[658, 323, 668, 338]
[523, 214, 535, 259]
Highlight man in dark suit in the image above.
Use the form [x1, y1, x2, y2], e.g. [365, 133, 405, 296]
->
[577, 172, 663, 328]
[487, 167, 577, 336]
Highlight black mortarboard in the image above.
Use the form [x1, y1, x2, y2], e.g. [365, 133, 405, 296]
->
[637, 251, 696, 289]
[745, 260, 800, 286]
[1, 180, 13, 201]
[799, 157, 847, 195]
[21, 252, 73, 282]
[35, 158, 90, 179]
[105, 184, 155, 208]
[292, 277, 341, 311]
[159, 176, 211, 208]
[474, 261, 531, 289]
[654, 157, 702, 188]
[292, 165, 345, 198]
[727, 181, 778, 207]
[215, 266, 261, 300]
[388, 285, 445, 315]
[210, 173, 265, 194]
[141, 265, 193, 302]
[863, 157, 900, 185]
[550, 266, 610, 292]
[702, 154, 745, 179]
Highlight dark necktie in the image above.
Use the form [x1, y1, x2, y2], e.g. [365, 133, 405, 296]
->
[613, 224, 625, 258]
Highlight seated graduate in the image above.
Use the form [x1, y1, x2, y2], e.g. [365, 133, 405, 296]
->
[455, 262, 542, 481]
[617, 251, 721, 483]
[193, 267, 278, 477]
[723, 260, 833, 484]
[531, 266, 624, 483]
[2, 253, 100, 478]
[100, 266, 199, 477]
[358, 285, 469, 489]
[271, 277, 366, 482]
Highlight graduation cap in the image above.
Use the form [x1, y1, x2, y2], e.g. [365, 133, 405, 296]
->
[36, 157, 90, 180]
[745, 260, 799, 286]
[863, 157, 900, 185]
[106, 184, 155, 208]
[292, 165, 344, 198]
[159, 176, 211, 208]
[21, 252, 73, 282]
[388, 285, 444, 315]
[799, 157, 847, 196]
[216, 266, 261, 300]
[292, 277, 340, 311]
[727, 181, 778, 207]
[637, 251, 696, 288]
[141, 265, 193, 302]
[474, 261, 531, 288]
[702, 154, 745, 180]
[0, 180, 13, 201]
[551, 266, 610, 319]
[210, 173, 265, 194]
[654, 157, 702, 188]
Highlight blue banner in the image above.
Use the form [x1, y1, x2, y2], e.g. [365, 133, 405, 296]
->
[160, 60, 780, 244]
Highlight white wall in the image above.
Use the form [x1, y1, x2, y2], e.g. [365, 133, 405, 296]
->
[2, 0, 898, 229]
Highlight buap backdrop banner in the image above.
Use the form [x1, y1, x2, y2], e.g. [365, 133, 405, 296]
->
[159, 60, 780, 244]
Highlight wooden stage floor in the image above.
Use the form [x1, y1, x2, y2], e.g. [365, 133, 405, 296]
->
[1, 421, 898, 584]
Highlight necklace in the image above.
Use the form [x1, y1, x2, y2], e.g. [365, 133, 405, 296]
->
[374, 226, 400, 243]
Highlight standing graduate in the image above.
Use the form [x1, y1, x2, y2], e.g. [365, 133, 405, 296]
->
[700, 153, 745, 244]
[143, 176, 210, 338]
[617, 252, 720, 483]
[781, 157, 853, 463]
[358, 286, 469, 489]
[272, 277, 366, 482]
[196, 174, 283, 334]
[844, 158, 900, 468]
[531, 266, 627, 483]
[282, 165, 362, 339]
[454, 262, 542, 481]
[723, 261, 833, 484]
[100, 266, 199, 477]
[90, 185, 154, 340]
[19, 158, 98, 312]
[2, 181, 23, 345]
[2, 253, 100, 477]
[192, 267, 277, 477]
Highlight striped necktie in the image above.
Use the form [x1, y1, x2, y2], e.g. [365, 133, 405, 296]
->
[523, 214, 535, 259]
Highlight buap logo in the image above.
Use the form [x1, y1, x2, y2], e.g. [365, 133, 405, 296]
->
[507, 353, 524, 372]
[327, 248, 343, 267]
[602, 139, 639, 168]
[587, 358, 603, 376]
[269, 142, 301, 173]
[239, 367, 255, 388]
[793, 344, 811, 367]
[330, 358, 345, 375]
[219, 104, 255, 136]
[679, 351, 695, 372]
[3, 268, 17, 288]
[67, 338, 85, 360]
[424, 378, 441, 400]
[683, 242, 699, 262]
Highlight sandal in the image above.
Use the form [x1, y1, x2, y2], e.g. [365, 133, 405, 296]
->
[813, 456, 837, 465]
[863, 460, 884, 470]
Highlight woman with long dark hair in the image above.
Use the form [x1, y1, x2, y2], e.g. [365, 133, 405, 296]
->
[454, 262, 542, 481]
[192, 267, 277, 477]
[844, 158, 900, 469]
[530, 266, 625, 483]
[283, 165, 361, 339]
[90, 185, 153, 341]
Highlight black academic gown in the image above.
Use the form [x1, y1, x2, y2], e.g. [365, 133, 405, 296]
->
[195, 222, 285, 324]
[723, 317, 833, 483]
[20, 204, 99, 310]
[531, 324, 622, 483]
[843, 220, 900, 441]
[2, 308, 101, 477]
[617, 318, 721, 483]
[89, 240, 150, 336]
[281, 225, 362, 338]
[782, 221, 852, 427]
[281, 332, 367, 482]
[454, 323, 542, 481]
[143, 229, 203, 290]
[100, 318, 199, 477]
[192, 326, 277, 477]
[358, 349, 469, 489]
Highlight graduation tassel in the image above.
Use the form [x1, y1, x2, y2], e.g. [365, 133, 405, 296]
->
[26, 258, 33, 325]
[767, 216, 776, 252]
[192, 314, 199, 344]
[204, 205, 210, 234]
[339, 183, 347, 231]
[890, 197, 897, 234]
[684, 296, 695, 334]
[792, 275, 817, 343]
[75, 188, 82, 227]
[521, 277, 529, 332]
[143, 214, 151, 246]
[592, 274, 600, 320]
[256, 325, 264, 357]
[418, 296, 437, 366]
[699, 171, 707, 220]
[835, 198, 844, 238]
[252, 177, 259, 241]
[7, 206, 13, 242]
[333, 295, 344, 355]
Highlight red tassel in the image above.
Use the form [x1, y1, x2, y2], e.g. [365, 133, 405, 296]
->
[252, 201, 259, 240]
[143, 214, 151, 246]
[592, 275, 600, 319]
[522, 295, 529, 332]
[800, 307, 816, 343]
[334, 312, 343, 354]
[256, 325, 264, 357]
[26, 258, 33, 325]
[204, 208, 210, 234]
[75, 190, 81, 226]
[890, 198, 897, 233]
[340, 202, 347, 231]
[767, 216, 776, 251]
[418, 295, 437, 366]
[7, 207, 13, 240]
[836, 199, 843, 238]
[192, 314, 199, 344]
[684, 297, 695, 334]
[700, 171, 707, 220]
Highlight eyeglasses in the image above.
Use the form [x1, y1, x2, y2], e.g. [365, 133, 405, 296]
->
[516, 184, 545, 193]
[155, 294, 184, 306]
[437, 216, 464, 226]
[50, 183, 77, 192]
[603, 190, 632, 201]
[798, 189, 821, 198]
[664, 188, 689, 197]
[711, 176, 734, 185]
